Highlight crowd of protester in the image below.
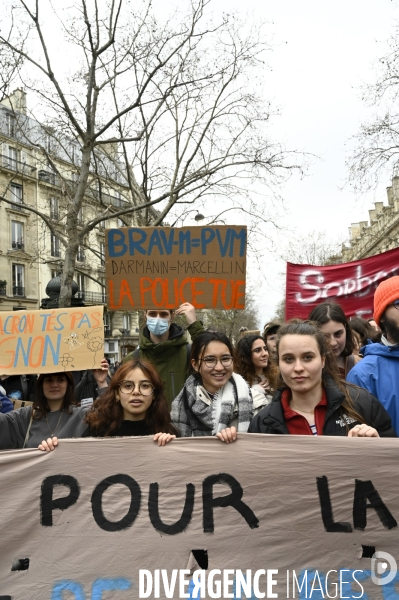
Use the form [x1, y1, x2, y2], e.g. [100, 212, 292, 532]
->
[1, 275, 399, 452]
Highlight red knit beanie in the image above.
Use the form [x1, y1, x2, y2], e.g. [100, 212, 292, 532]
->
[374, 276, 399, 326]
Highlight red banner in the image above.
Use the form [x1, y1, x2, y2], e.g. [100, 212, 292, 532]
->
[285, 246, 399, 320]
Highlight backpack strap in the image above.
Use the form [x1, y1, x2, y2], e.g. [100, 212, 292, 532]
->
[20, 375, 28, 401]
[22, 406, 34, 449]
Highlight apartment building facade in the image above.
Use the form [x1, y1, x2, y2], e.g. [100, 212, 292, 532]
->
[0, 89, 139, 362]
[341, 176, 399, 263]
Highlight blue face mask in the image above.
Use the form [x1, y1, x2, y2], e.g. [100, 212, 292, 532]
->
[146, 317, 170, 337]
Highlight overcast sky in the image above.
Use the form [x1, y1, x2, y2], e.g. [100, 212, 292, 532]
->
[3, 0, 396, 325]
[215, 0, 397, 325]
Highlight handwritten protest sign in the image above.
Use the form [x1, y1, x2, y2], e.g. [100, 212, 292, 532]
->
[0, 306, 104, 374]
[0, 434, 398, 599]
[105, 225, 247, 310]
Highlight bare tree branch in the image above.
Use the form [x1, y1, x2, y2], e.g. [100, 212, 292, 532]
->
[0, 0, 304, 307]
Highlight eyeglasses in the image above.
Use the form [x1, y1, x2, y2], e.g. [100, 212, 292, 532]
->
[252, 346, 268, 354]
[200, 355, 234, 368]
[119, 381, 154, 396]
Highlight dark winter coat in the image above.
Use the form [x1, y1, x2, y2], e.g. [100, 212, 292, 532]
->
[248, 377, 396, 438]
[75, 370, 111, 404]
[1, 375, 37, 402]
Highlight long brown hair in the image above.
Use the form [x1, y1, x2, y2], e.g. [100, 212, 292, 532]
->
[85, 360, 177, 436]
[308, 302, 354, 358]
[234, 334, 278, 389]
[276, 320, 365, 426]
[34, 372, 76, 420]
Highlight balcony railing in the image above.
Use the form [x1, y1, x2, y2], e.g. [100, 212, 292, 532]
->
[0, 284, 6, 296]
[86, 188, 128, 209]
[13, 286, 25, 297]
[11, 240, 24, 250]
[38, 170, 59, 186]
[38, 171, 128, 210]
[9, 202, 26, 212]
[1, 154, 36, 177]
[75, 291, 107, 305]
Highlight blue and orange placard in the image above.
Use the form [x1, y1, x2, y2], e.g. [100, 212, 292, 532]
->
[105, 225, 247, 310]
[0, 306, 104, 374]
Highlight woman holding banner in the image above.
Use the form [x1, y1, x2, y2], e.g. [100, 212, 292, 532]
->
[171, 332, 253, 439]
[39, 360, 177, 450]
[80, 359, 177, 443]
[245, 320, 396, 438]
[308, 302, 355, 378]
[0, 371, 90, 449]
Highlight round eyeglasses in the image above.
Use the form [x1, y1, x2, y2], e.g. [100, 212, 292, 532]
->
[200, 355, 233, 368]
[119, 381, 154, 396]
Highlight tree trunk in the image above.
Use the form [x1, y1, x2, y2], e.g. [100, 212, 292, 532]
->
[58, 143, 92, 307]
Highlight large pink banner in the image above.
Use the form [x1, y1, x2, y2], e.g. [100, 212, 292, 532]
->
[286, 246, 399, 320]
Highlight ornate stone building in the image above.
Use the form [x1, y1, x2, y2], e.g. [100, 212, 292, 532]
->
[341, 176, 399, 262]
[0, 89, 139, 361]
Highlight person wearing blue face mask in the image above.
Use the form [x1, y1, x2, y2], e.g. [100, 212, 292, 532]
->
[146, 314, 171, 337]
[124, 302, 204, 409]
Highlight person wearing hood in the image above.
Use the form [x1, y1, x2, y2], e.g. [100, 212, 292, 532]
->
[74, 358, 110, 406]
[124, 302, 204, 408]
[347, 276, 399, 434]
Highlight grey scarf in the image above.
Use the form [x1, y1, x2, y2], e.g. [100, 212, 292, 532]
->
[171, 373, 253, 437]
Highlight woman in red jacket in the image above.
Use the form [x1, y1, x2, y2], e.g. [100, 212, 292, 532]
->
[218, 319, 396, 441]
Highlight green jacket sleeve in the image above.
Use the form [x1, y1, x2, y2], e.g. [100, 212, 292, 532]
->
[187, 320, 205, 341]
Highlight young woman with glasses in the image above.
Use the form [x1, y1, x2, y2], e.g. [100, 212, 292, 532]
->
[39, 360, 177, 450]
[171, 331, 253, 440]
[234, 334, 279, 412]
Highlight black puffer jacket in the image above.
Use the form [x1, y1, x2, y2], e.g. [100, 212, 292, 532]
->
[248, 377, 397, 438]
[75, 370, 110, 403]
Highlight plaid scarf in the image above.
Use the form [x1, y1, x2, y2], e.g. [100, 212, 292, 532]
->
[171, 373, 253, 437]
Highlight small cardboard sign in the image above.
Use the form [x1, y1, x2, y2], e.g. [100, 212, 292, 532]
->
[105, 225, 247, 310]
[0, 306, 104, 374]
